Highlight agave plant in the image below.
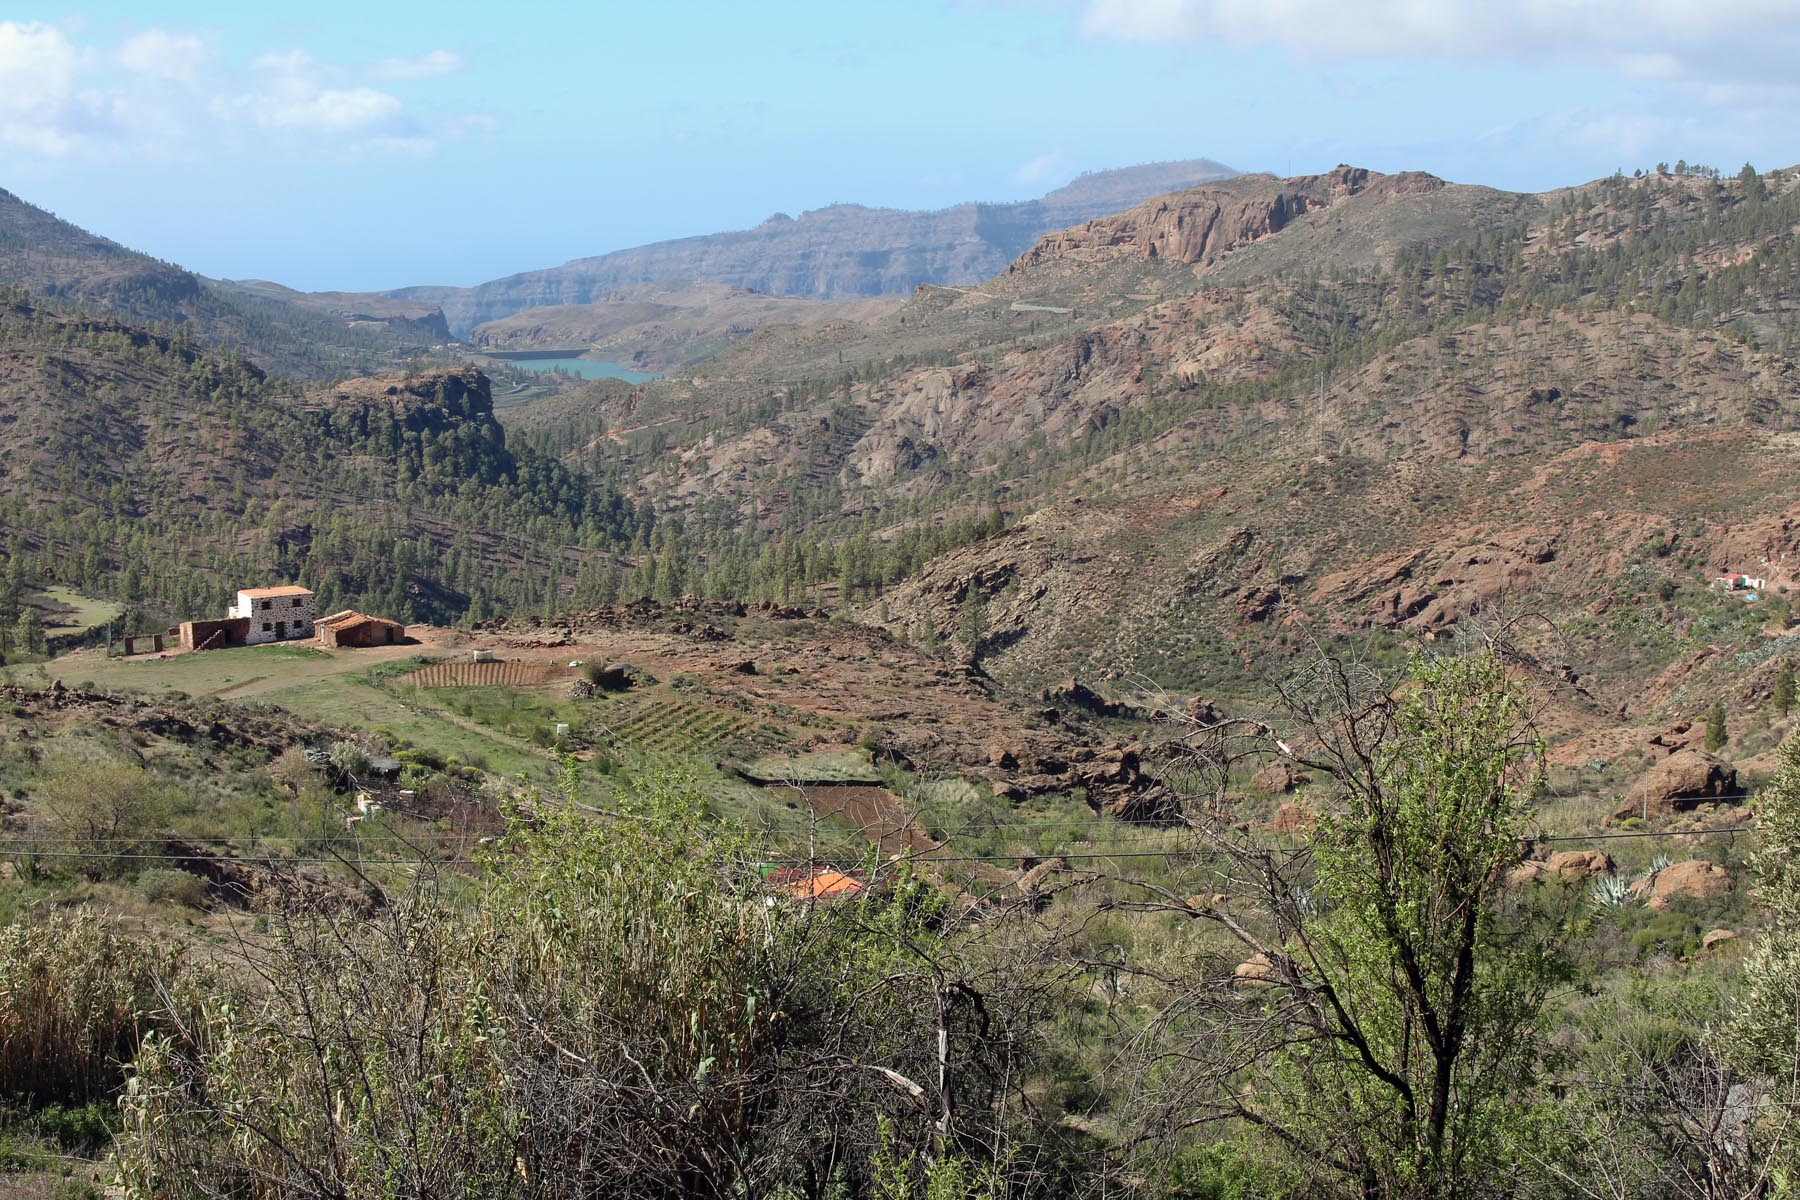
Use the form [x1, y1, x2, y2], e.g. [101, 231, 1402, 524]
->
[1590, 873, 1638, 908]
[1650, 852, 1672, 873]
[1286, 884, 1317, 917]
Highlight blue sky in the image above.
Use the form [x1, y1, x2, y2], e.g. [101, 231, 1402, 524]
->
[2, 1, 1795, 291]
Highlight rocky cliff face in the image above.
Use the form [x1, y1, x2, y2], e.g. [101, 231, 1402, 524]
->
[391, 159, 1237, 336]
[306, 365, 502, 440]
[1010, 167, 1446, 272]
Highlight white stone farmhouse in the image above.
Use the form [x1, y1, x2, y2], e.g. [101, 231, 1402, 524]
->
[228, 585, 315, 644]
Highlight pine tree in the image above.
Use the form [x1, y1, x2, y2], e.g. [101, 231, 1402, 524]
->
[1774, 663, 1796, 718]
[956, 581, 987, 656]
[11, 607, 43, 656]
[1705, 699, 1729, 752]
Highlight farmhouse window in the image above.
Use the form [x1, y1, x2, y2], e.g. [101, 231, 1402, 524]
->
[262, 600, 272, 611]
[262, 622, 272, 632]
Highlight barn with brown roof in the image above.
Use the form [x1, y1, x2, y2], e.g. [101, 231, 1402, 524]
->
[314, 610, 407, 648]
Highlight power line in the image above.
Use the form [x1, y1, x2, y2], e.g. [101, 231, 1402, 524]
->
[0, 796, 1764, 845]
[0, 824, 1755, 872]
[1534, 824, 1750, 843]
[0, 847, 479, 866]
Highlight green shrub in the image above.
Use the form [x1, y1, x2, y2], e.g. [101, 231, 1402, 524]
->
[117, 781, 1034, 1198]
[30, 747, 170, 880]
[17, 1100, 118, 1155]
[327, 739, 370, 781]
[1157, 1141, 1285, 1200]
[135, 868, 208, 909]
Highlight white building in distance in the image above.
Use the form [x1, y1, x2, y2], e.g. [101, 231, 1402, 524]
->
[228, 585, 316, 645]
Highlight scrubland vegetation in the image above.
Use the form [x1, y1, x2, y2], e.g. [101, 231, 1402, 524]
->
[0, 650, 1794, 1198]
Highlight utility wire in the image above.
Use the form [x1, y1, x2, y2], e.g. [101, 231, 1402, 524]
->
[0, 823, 1755, 870]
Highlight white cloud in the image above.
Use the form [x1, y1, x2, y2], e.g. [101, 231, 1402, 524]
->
[269, 86, 404, 133]
[115, 29, 208, 81]
[245, 51, 404, 134]
[0, 22, 87, 157]
[1077, 0, 1800, 90]
[0, 21, 485, 164]
[371, 49, 465, 80]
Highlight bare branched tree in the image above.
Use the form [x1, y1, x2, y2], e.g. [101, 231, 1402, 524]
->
[1112, 648, 1581, 1200]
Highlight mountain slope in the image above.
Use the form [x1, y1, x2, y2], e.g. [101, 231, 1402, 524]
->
[492, 163, 1800, 774]
[390, 159, 1238, 336]
[0, 187, 449, 379]
[0, 295, 642, 623]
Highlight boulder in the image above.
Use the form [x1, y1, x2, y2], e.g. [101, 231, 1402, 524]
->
[1252, 761, 1299, 796]
[1645, 720, 1701, 759]
[1505, 860, 1550, 888]
[1100, 783, 1183, 822]
[1233, 953, 1277, 988]
[1546, 850, 1615, 878]
[1039, 678, 1127, 718]
[1612, 750, 1738, 823]
[1076, 754, 1140, 787]
[1268, 802, 1316, 835]
[1631, 859, 1734, 910]
[1235, 585, 1282, 623]
[1702, 929, 1738, 952]
[1186, 696, 1226, 725]
[587, 664, 636, 692]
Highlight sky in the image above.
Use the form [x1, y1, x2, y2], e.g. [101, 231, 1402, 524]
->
[2, 1, 1796, 291]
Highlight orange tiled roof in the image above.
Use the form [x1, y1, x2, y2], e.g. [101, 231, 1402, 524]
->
[778, 870, 865, 900]
[239, 585, 313, 598]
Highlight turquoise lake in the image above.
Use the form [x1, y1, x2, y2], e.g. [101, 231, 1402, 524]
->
[491, 356, 661, 383]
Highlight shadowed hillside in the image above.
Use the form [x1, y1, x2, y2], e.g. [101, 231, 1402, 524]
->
[0, 293, 642, 623]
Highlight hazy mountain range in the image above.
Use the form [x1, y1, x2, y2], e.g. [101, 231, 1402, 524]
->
[386, 159, 1239, 337]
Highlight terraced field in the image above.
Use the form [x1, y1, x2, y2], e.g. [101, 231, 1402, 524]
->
[38, 586, 124, 642]
[589, 690, 786, 769]
[398, 660, 578, 689]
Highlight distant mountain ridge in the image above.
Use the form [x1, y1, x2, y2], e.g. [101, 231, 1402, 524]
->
[0, 187, 447, 379]
[469, 281, 900, 370]
[389, 159, 1238, 337]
